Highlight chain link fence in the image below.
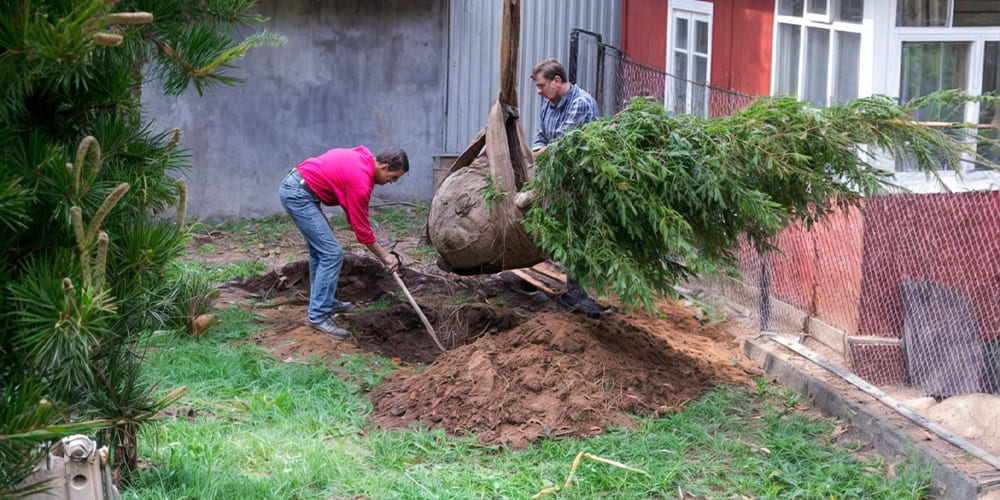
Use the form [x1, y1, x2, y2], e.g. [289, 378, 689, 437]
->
[569, 31, 1000, 399]
[568, 29, 755, 119]
[718, 193, 1000, 397]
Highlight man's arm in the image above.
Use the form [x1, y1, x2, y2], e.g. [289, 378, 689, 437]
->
[366, 241, 400, 272]
[532, 127, 548, 152]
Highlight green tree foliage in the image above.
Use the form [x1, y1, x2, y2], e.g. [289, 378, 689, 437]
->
[526, 93, 1000, 312]
[0, 0, 283, 491]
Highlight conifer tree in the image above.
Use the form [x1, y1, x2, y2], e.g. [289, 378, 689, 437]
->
[0, 0, 283, 491]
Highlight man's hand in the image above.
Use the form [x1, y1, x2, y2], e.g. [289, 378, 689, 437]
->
[366, 241, 402, 274]
[386, 251, 403, 274]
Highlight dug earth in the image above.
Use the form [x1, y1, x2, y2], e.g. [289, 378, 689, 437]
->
[224, 252, 760, 448]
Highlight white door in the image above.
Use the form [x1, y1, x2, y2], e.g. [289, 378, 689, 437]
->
[666, 0, 713, 117]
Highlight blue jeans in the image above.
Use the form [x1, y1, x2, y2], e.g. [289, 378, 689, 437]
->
[278, 170, 348, 323]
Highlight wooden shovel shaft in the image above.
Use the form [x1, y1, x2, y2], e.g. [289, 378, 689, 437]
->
[391, 271, 446, 352]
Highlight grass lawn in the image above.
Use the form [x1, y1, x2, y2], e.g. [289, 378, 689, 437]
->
[123, 214, 932, 499]
[126, 308, 931, 499]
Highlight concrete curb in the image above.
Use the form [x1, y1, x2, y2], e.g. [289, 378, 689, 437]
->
[743, 335, 1000, 500]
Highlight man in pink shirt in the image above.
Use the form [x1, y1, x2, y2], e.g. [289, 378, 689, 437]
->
[279, 146, 408, 338]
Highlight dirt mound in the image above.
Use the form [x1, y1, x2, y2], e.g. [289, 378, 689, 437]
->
[224, 253, 758, 448]
[371, 308, 750, 448]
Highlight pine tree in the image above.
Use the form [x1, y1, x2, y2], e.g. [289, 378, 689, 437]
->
[0, 0, 283, 491]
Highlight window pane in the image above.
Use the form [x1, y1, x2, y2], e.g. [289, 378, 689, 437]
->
[778, 0, 804, 16]
[692, 82, 708, 118]
[675, 17, 689, 50]
[896, 0, 948, 27]
[978, 42, 1000, 167]
[804, 27, 830, 106]
[776, 23, 801, 95]
[899, 42, 968, 120]
[807, 0, 828, 15]
[897, 42, 970, 171]
[694, 56, 708, 84]
[837, 0, 864, 23]
[834, 32, 861, 104]
[695, 20, 709, 54]
[674, 52, 689, 80]
[954, 0, 1000, 27]
[673, 52, 688, 113]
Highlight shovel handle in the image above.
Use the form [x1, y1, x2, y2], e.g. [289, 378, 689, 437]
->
[392, 271, 446, 352]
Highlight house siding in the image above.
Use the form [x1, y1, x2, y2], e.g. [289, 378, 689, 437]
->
[620, 0, 772, 96]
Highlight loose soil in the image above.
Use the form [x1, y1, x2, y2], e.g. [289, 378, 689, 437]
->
[204, 222, 759, 448]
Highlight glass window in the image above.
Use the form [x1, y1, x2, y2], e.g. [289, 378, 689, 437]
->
[675, 17, 689, 50]
[900, 42, 968, 121]
[804, 28, 831, 106]
[779, 0, 804, 16]
[890, 2, 998, 174]
[693, 56, 709, 117]
[834, 32, 861, 104]
[667, 5, 713, 118]
[897, 42, 970, 171]
[837, 0, 864, 22]
[776, 23, 802, 95]
[808, 0, 829, 16]
[773, 1, 862, 106]
[896, 0, 949, 26]
[696, 19, 709, 54]
[954, 0, 1000, 27]
[977, 42, 1000, 167]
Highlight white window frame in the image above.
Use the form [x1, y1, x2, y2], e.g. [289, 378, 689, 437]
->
[770, 0, 874, 106]
[665, 0, 713, 117]
[883, 0, 1000, 190]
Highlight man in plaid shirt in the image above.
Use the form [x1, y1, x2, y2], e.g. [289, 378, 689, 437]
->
[530, 58, 599, 152]
[529, 58, 609, 317]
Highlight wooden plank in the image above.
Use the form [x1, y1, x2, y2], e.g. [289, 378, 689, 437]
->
[510, 268, 567, 297]
[532, 261, 567, 282]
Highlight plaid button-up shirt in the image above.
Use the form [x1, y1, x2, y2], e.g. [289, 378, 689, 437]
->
[532, 84, 599, 150]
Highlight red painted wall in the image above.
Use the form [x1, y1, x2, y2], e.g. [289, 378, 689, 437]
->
[858, 191, 1000, 342]
[767, 204, 864, 334]
[620, 0, 667, 68]
[620, 0, 773, 96]
[756, 192, 1000, 386]
[710, 0, 773, 96]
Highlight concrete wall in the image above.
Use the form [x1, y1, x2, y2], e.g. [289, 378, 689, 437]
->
[142, 0, 448, 220]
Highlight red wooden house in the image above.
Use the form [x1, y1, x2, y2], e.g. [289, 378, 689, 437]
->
[618, 0, 1000, 391]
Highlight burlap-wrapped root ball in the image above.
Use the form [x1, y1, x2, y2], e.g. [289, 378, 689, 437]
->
[428, 159, 543, 274]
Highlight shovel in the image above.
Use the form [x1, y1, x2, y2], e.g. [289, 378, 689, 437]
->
[390, 267, 446, 352]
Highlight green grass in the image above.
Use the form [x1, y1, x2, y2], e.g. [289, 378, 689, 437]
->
[193, 215, 297, 248]
[371, 204, 427, 233]
[407, 245, 440, 264]
[126, 307, 932, 500]
[171, 259, 268, 284]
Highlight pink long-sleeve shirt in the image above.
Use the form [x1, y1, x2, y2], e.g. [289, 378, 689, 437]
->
[295, 146, 377, 245]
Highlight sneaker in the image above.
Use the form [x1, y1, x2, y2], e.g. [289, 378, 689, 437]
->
[331, 301, 354, 314]
[309, 317, 353, 339]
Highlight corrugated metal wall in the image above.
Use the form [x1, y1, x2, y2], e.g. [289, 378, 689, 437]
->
[444, 0, 621, 153]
